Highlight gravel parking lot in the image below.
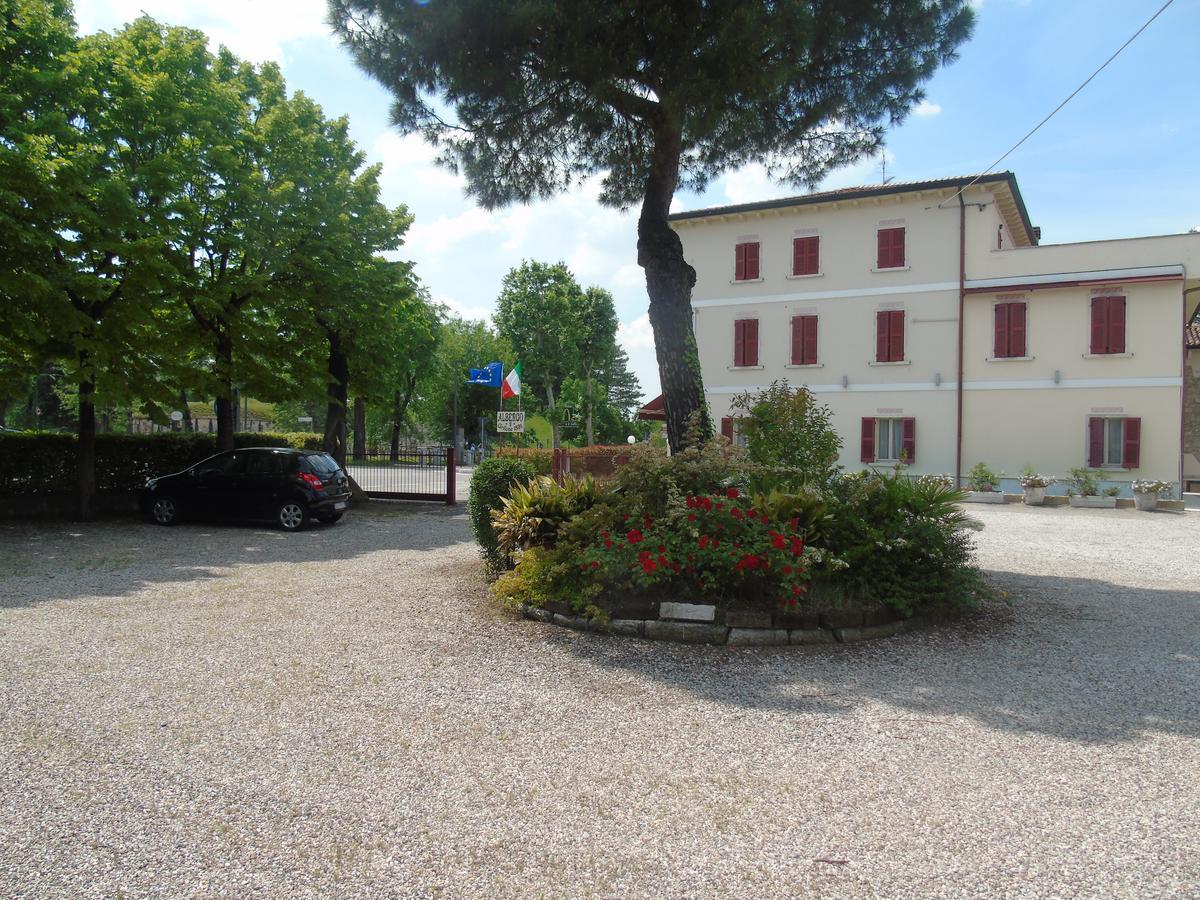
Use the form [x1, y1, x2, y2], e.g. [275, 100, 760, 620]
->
[1, 502, 1197, 898]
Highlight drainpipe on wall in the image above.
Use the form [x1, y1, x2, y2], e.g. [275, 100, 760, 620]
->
[1183, 283, 1200, 494]
[956, 195, 966, 487]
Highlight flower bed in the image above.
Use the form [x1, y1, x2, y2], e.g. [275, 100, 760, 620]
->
[475, 387, 988, 644]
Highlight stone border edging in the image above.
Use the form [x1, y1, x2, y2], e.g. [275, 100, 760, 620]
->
[519, 603, 919, 646]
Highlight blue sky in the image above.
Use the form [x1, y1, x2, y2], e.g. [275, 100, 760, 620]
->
[76, 0, 1200, 402]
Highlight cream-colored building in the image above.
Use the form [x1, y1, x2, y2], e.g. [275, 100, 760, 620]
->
[669, 173, 1200, 497]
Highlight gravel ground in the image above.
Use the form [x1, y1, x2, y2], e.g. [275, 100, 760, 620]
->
[1, 502, 1198, 898]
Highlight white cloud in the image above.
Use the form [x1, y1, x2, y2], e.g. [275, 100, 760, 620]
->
[74, 0, 335, 63]
[618, 314, 655, 352]
[434, 293, 493, 325]
[913, 100, 943, 118]
[721, 163, 800, 205]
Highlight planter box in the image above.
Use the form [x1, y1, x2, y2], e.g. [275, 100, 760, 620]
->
[963, 491, 1005, 504]
[1133, 492, 1159, 511]
[1068, 496, 1117, 509]
[1022, 486, 1047, 506]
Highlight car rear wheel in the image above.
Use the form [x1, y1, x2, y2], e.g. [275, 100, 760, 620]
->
[316, 511, 344, 524]
[277, 500, 309, 532]
[151, 496, 180, 526]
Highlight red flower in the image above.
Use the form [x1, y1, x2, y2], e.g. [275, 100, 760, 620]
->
[731, 508, 743, 520]
[748, 508, 757, 518]
[726, 487, 740, 499]
[772, 533, 787, 550]
[788, 518, 799, 531]
[626, 529, 644, 544]
[604, 539, 613, 550]
[698, 535, 711, 550]
[760, 515, 770, 525]
[642, 514, 654, 528]
[687, 514, 697, 522]
[590, 561, 600, 570]
[658, 545, 666, 553]
[782, 565, 793, 575]
[791, 537, 805, 556]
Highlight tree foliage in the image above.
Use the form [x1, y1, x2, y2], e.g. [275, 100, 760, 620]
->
[329, 0, 974, 452]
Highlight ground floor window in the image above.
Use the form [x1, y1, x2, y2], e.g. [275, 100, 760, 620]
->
[1088, 416, 1141, 469]
[860, 416, 915, 464]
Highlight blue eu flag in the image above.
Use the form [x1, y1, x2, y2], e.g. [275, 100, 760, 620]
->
[466, 361, 503, 387]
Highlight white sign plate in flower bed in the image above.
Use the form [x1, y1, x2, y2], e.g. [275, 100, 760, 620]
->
[496, 411, 525, 433]
[964, 491, 1006, 504]
[659, 602, 717, 622]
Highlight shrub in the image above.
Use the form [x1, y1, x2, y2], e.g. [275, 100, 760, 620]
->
[966, 462, 999, 492]
[610, 436, 747, 518]
[492, 475, 603, 557]
[0, 431, 322, 496]
[1017, 464, 1055, 489]
[494, 447, 553, 475]
[468, 456, 536, 577]
[1067, 467, 1100, 497]
[728, 381, 841, 485]
[815, 469, 982, 615]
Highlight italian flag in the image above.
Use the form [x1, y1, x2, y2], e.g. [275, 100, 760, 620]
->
[501, 361, 521, 399]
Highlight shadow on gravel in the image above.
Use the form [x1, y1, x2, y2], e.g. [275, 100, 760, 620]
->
[542, 572, 1200, 747]
[0, 502, 472, 610]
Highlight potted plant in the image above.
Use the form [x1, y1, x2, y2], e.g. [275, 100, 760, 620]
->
[1131, 479, 1172, 511]
[1018, 466, 1055, 506]
[1067, 468, 1117, 508]
[963, 462, 1005, 503]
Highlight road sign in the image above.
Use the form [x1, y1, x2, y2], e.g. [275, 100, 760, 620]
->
[169, 410, 184, 422]
[496, 411, 525, 433]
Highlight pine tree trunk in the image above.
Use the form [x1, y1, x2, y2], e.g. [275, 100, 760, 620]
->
[215, 332, 236, 451]
[323, 331, 349, 466]
[0, 399, 7, 428]
[77, 376, 96, 521]
[352, 396, 366, 460]
[179, 390, 192, 432]
[638, 123, 710, 453]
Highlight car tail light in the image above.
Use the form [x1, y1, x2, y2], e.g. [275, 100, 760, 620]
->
[298, 472, 325, 490]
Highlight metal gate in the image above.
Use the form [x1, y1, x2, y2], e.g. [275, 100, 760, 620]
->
[344, 446, 456, 504]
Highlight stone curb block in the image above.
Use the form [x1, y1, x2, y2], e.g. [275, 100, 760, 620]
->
[727, 628, 790, 646]
[609, 619, 644, 637]
[644, 621, 729, 644]
[789, 628, 836, 645]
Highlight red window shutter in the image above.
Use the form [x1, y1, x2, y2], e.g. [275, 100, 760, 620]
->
[1108, 297, 1126, 354]
[734, 243, 746, 281]
[901, 417, 916, 464]
[720, 417, 734, 440]
[1010, 302, 1027, 358]
[744, 242, 760, 280]
[790, 316, 802, 365]
[860, 417, 876, 463]
[994, 303, 1010, 358]
[1090, 298, 1107, 354]
[733, 319, 743, 366]
[891, 228, 905, 267]
[743, 318, 759, 366]
[877, 230, 890, 269]
[802, 316, 818, 365]
[1122, 417, 1140, 468]
[875, 310, 890, 362]
[1087, 417, 1104, 468]
[793, 236, 819, 276]
[888, 310, 905, 362]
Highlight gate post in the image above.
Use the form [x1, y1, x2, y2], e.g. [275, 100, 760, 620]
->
[445, 446, 456, 505]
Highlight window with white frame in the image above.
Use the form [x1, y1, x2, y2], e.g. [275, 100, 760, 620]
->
[876, 418, 905, 461]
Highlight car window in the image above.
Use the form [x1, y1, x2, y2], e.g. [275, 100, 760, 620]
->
[195, 452, 243, 477]
[243, 451, 282, 477]
[303, 453, 341, 475]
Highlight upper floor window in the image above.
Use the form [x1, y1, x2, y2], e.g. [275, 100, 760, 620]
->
[876, 227, 906, 269]
[734, 241, 760, 281]
[861, 416, 915, 464]
[790, 315, 818, 365]
[1088, 416, 1140, 468]
[1090, 296, 1126, 354]
[792, 236, 820, 276]
[993, 301, 1027, 358]
[875, 309, 905, 362]
[733, 317, 759, 367]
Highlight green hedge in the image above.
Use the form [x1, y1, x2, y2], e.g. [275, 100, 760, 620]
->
[0, 431, 324, 496]
[467, 456, 536, 577]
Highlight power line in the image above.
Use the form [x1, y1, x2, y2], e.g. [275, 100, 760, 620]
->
[940, 0, 1176, 210]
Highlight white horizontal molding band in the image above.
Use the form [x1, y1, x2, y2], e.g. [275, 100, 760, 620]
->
[965, 264, 1183, 291]
[691, 280, 959, 310]
[705, 375, 1182, 395]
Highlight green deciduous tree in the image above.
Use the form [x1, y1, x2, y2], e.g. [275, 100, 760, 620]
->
[575, 286, 618, 446]
[493, 260, 584, 449]
[329, 0, 974, 452]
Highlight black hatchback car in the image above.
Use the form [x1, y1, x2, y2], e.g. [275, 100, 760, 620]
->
[140, 448, 352, 531]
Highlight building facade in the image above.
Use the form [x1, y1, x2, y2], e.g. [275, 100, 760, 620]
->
[670, 173, 1200, 496]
